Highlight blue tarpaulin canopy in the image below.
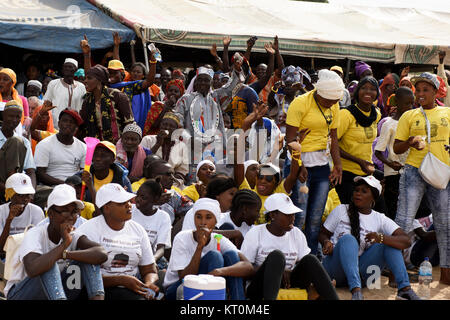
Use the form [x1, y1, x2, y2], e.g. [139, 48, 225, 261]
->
[0, 0, 135, 53]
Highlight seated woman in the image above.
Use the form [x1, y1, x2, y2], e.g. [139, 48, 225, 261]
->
[217, 189, 261, 240]
[163, 197, 254, 300]
[181, 160, 216, 203]
[241, 193, 338, 300]
[4, 184, 107, 300]
[319, 176, 420, 300]
[132, 180, 172, 271]
[116, 123, 152, 183]
[140, 112, 189, 178]
[143, 79, 185, 136]
[75, 183, 160, 300]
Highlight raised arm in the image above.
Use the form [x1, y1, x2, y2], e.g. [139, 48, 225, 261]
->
[113, 32, 121, 61]
[210, 43, 224, 71]
[80, 35, 91, 73]
[273, 36, 285, 78]
[141, 51, 157, 90]
[244, 36, 256, 62]
[130, 39, 137, 65]
[222, 36, 232, 73]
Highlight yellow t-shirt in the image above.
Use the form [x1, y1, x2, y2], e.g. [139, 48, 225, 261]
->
[132, 178, 146, 193]
[93, 169, 114, 192]
[286, 90, 340, 152]
[322, 188, 341, 224]
[80, 201, 96, 220]
[181, 184, 200, 202]
[395, 106, 450, 168]
[338, 107, 381, 175]
[240, 178, 289, 225]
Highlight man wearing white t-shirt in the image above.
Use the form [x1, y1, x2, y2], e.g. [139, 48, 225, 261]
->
[4, 184, 107, 300]
[0, 173, 44, 252]
[35, 109, 86, 186]
[43, 58, 86, 129]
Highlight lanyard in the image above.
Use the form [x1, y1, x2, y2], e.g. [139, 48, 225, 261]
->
[314, 95, 332, 134]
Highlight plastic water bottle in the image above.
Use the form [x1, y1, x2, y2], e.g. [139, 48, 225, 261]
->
[418, 257, 432, 300]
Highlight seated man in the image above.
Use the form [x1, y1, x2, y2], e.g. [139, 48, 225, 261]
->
[77, 141, 132, 206]
[34, 109, 86, 186]
[4, 184, 107, 300]
[0, 101, 36, 203]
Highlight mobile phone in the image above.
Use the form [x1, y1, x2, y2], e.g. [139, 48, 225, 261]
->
[144, 288, 164, 300]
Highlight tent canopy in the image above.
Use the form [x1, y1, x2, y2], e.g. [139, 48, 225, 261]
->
[88, 0, 450, 65]
[0, 0, 135, 53]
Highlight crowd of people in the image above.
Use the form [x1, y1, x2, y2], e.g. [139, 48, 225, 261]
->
[0, 33, 448, 301]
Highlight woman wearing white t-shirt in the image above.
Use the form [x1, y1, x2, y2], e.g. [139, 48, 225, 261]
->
[241, 193, 338, 300]
[163, 198, 254, 300]
[5, 184, 107, 300]
[75, 183, 160, 300]
[181, 175, 246, 247]
[319, 176, 420, 300]
[132, 180, 172, 270]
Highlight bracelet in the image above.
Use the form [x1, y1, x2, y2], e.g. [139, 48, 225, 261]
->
[271, 86, 279, 94]
[378, 233, 384, 244]
[149, 60, 157, 64]
[62, 249, 68, 260]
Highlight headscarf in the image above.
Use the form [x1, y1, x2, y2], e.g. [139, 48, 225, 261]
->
[74, 68, 85, 78]
[399, 76, 415, 94]
[436, 75, 448, 99]
[355, 61, 372, 79]
[281, 65, 310, 87]
[31, 104, 56, 152]
[166, 79, 185, 96]
[196, 160, 215, 181]
[86, 64, 109, 85]
[379, 73, 399, 94]
[354, 76, 380, 103]
[162, 112, 181, 127]
[0, 68, 24, 123]
[192, 198, 221, 223]
[314, 69, 345, 100]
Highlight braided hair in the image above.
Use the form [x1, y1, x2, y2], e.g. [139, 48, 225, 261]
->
[348, 180, 380, 246]
[230, 189, 261, 214]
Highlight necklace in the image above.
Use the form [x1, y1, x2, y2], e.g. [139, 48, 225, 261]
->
[190, 93, 220, 143]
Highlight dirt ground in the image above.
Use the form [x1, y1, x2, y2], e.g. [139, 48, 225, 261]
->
[335, 267, 450, 300]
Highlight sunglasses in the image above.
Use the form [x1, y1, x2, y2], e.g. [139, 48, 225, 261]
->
[257, 173, 275, 182]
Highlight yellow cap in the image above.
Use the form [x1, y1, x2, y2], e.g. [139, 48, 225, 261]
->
[330, 66, 343, 74]
[107, 59, 125, 71]
[95, 141, 116, 157]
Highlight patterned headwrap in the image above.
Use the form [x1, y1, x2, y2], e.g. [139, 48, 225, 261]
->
[281, 65, 310, 87]
[166, 79, 185, 96]
[162, 112, 181, 127]
[0, 69, 24, 123]
[436, 75, 448, 99]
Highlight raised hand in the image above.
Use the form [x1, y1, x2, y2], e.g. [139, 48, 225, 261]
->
[42, 100, 56, 113]
[223, 36, 232, 47]
[210, 43, 218, 57]
[400, 66, 409, 79]
[80, 35, 90, 54]
[247, 36, 256, 48]
[113, 32, 121, 46]
[264, 43, 275, 55]
[60, 222, 74, 248]
[272, 35, 279, 52]
[252, 101, 269, 120]
[439, 50, 446, 64]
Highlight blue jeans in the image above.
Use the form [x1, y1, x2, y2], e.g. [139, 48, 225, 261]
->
[282, 157, 306, 229]
[396, 164, 450, 268]
[7, 261, 104, 300]
[296, 164, 331, 256]
[323, 234, 410, 292]
[166, 250, 245, 300]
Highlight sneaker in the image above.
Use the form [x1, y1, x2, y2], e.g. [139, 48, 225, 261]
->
[396, 288, 421, 300]
[351, 290, 364, 300]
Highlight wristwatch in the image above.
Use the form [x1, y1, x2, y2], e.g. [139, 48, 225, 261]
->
[62, 249, 68, 260]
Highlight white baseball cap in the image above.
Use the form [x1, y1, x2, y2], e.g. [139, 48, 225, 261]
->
[259, 163, 281, 175]
[96, 183, 136, 209]
[64, 58, 78, 69]
[47, 184, 84, 210]
[5, 173, 35, 195]
[353, 175, 382, 195]
[264, 193, 302, 214]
